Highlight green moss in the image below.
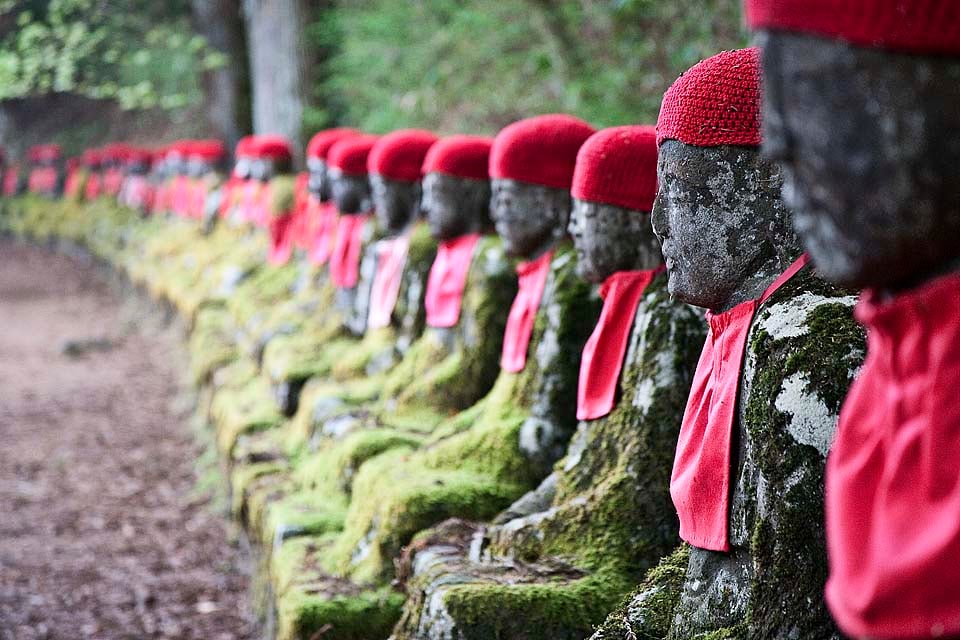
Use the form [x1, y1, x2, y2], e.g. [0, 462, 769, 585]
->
[188, 306, 238, 384]
[210, 359, 284, 456]
[326, 248, 599, 585]
[591, 545, 691, 640]
[269, 175, 297, 217]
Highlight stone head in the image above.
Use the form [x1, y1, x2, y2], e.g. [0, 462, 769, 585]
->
[746, 6, 960, 290]
[420, 135, 494, 241]
[569, 126, 662, 283]
[307, 157, 330, 199]
[249, 135, 293, 183]
[489, 114, 596, 259]
[306, 128, 360, 201]
[367, 130, 438, 234]
[326, 134, 379, 215]
[652, 48, 799, 312]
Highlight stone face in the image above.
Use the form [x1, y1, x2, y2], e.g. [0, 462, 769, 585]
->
[592, 269, 864, 640]
[758, 31, 960, 290]
[393, 273, 706, 640]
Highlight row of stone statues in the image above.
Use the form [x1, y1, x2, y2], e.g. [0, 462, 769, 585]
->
[3, 1, 958, 637]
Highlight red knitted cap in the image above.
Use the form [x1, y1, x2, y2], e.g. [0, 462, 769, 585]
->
[126, 147, 153, 164]
[657, 48, 762, 148]
[572, 126, 658, 213]
[368, 129, 439, 182]
[29, 144, 62, 162]
[746, 0, 960, 55]
[327, 134, 379, 177]
[252, 135, 293, 162]
[190, 139, 226, 162]
[236, 135, 256, 158]
[307, 128, 361, 160]
[422, 135, 493, 181]
[82, 148, 102, 167]
[490, 114, 596, 190]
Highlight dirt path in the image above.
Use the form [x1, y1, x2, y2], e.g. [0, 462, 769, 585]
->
[0, 239, 257, 640]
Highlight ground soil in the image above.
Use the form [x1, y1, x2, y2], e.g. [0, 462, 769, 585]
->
[0, 239, 258, 640]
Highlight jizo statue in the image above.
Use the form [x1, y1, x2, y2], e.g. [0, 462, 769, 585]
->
[592, 48, 865, 640]
[746, 2, 960, 638]
[392, 126, 706, 640]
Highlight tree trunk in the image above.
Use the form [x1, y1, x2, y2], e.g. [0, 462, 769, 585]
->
[241, 0, 309, 162]
[190, 0, 251, 154]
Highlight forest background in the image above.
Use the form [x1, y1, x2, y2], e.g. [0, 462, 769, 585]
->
[0, 0, 746, 162]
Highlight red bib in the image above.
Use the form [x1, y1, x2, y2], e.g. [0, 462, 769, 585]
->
[290, 174, 311, 250]
[267, 214, 296, 266]
[367, 234, 411, 329]
[670, 255, 808, 551]
[329, 213, 371, 289]
[307, 200, 339, 267]
[85, 174, 102, 201]
[500, 250, 554, 373]
[171, 176, 192, 217]
[238, 181, 262, 223]
[424, 233, 481, 328]
[3, 167, 18, 196]
[64, 170, 81, 199]
[102, 168, 124, 197]
[218, 177, 241, 219]
[577, 268, 664, 421]
[28, 167, 57, 194]
[189, 180, 208, 219]
[826, 270, 960, 640]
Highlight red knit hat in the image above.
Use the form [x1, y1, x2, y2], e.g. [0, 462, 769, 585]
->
[745, 0, 960, 55]
[422, 135, 493, 181]
[656, 48, 761, 148]
[29, 144, 63, 162]
[490, 114, 596, 190]
[252, 135, 293, 162]
[327, 134, 379, 177]
[236, 135, 256, 158]
[126, 147, 153, 165]
[368, 129, 439, 182]
[190, 139, 226, 162]
[82, 148, 102, 167]
[307, 128, 361, 160]
[572, 126, 658, 213]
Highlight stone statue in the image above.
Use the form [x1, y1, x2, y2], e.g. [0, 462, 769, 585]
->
[392, 126, 707, 640]
[746, 4, 960, 638]
[592, 48, 865, 640]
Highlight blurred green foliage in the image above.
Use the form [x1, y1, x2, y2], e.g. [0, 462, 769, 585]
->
[0, 0, 224, 110]
[306, 0, 747, 134]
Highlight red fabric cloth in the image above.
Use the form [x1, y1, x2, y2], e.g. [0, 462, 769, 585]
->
[268, 213, 296, 266]
[577, 268, 663, 421]
[670, 254, 808, 551]
[825, 270, 960, 639]
[307, 199, 339, 266]
[189, 179, 209, 219]
[657, 48, 761, 148]
[102, 168, 124, 197]
[424, 233, 481, 328]
[572, 126, 658, 212]
[84, 173, 102, 201]
[422, 135, 493, 181]
[307, 128, 360, 160]
[170, 176, 193, 217]
[368, 129, 438, 182]
[28, 167, 57, 194]
[2, 167, 17, 196]
[64, 168, 81, 199]
[490, 115, 596, 190]
[290, 173, 311, 249]
[500, 250, 554, 373]
[367, 233, 411, 329]
[745, 0, 960, 55]
[238, 181, 263, 224]
[217, 177, 240, 219]
[329, 213, 371, 289]
[328, 135, 379, 177]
